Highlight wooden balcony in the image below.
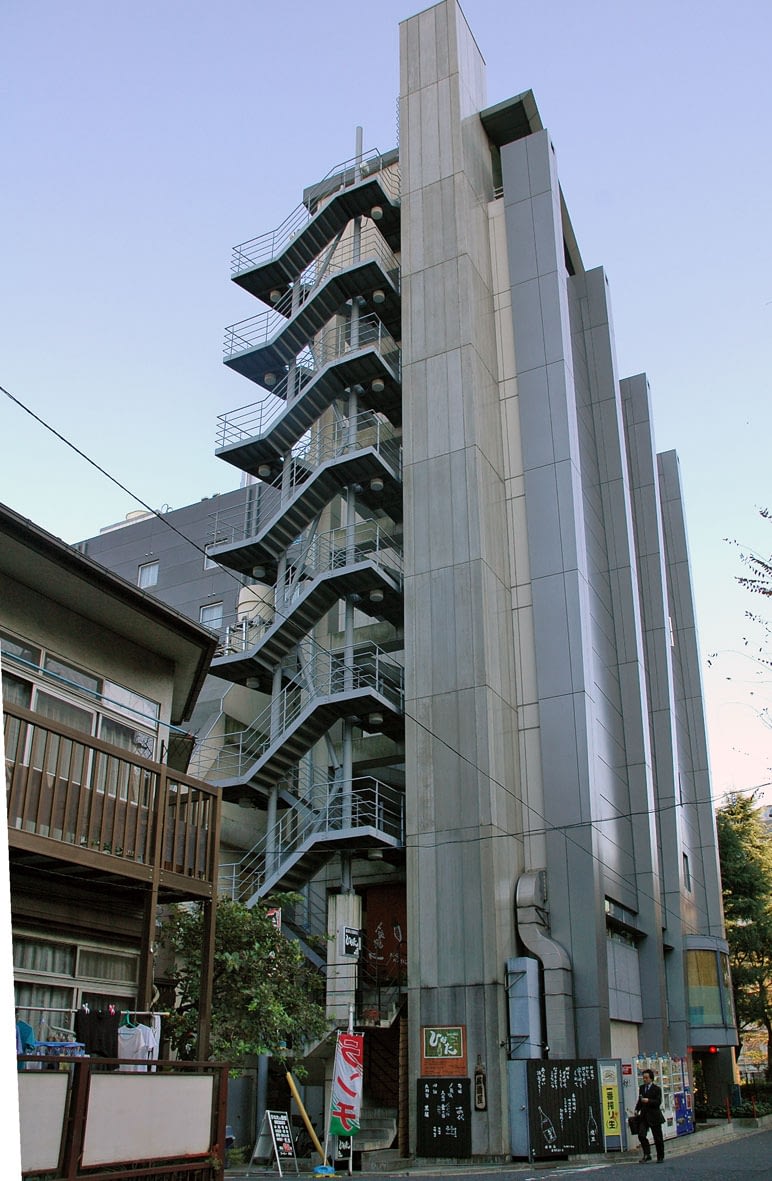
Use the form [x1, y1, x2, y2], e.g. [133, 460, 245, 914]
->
[4, 702, 220, 902]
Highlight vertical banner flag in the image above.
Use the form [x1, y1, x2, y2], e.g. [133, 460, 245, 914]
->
[329, 1032, 364, 1136]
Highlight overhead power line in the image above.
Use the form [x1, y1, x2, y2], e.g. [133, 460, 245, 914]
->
[3, 378, 757, 938]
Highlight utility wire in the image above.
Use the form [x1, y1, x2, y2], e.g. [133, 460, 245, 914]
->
[1, 381, 246, 590]
[3, 379, 759, 939]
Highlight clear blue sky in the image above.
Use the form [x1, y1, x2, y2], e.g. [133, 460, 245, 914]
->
[2, 0, 771, 802]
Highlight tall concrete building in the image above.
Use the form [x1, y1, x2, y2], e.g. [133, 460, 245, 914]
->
[80, 0, 735, 1157]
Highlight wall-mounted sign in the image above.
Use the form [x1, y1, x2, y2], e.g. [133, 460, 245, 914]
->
[420, 1025, 467, 1077]
[416, 1078, 471, 1158]
[526, 1059, 602, 1157]
[341, 926, 362, 957]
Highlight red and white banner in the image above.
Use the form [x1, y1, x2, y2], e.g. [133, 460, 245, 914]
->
[329, 1032, 364, 1136]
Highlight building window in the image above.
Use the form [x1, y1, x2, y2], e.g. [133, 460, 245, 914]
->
[35, 689, 94, 735]
[44, 655, 100, 698]
[13, 933, 138, 1037]
[99, 715, 155, 761]
[137, 560, 159, 589]
[1, 628, 160, 759]
[683, 852, 692, 891]
[199, 602, 223, 631]
[204, 544, 218, 570]
[0, 629, 41, 668]
[686, 947, 735, 1030]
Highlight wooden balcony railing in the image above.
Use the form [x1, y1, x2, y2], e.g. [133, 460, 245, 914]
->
[4, 702, 220, 898]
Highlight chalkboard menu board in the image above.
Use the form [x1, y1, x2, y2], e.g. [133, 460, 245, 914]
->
[526, 1060, 601, 1157]
[416, 1078, 471, 1158]
[265, 1110, 298, 1172]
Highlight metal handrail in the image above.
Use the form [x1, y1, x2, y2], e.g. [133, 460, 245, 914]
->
[215, 315, 400, 447]
[218, 775, 405, 904]
[214, 521, 402, 656]
[224, 225, 400, 360]
[208, 411, 402, 549]
[189, 638, 403, 782]
[231, 149, 400, 275]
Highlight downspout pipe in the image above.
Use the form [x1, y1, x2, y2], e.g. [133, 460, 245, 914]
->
[515, 870, 576, 1059]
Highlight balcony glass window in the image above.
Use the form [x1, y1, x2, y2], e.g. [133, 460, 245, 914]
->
[138, 560, 159, 588]
[44, 655, 100, 698]
[102, 680, 160, 727]
[0, 629, 41, 668]
[3, 629, 161, 787]
[100, 715, 155, 761]
[1, 672, 32, 758]
[99, 713, 154, 760]
[2, 670, 32, 708]
[35, 690, 93, 735]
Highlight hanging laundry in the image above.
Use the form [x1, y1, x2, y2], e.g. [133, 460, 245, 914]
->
[117, 1018, 159, 1071]
[74, 1006, 120, 1058]
[16, 1019, 36, 1071]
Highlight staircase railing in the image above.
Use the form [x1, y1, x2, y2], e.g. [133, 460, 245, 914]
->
[208, 412, 402, 549]
[356, 956, 407, 1028]
[189, 639, 403, 782]
[231, 149, 400, 275]
[224, 225, 400, 360]
[214, 521, 402, 657]
[218, 775, 405, 904]
[216, 315, 400, 446]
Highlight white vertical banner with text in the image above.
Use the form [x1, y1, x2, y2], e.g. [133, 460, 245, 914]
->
[329, 1032, 364, 1137]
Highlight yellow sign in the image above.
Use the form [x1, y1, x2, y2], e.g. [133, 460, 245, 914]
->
[602, 1083, 620, 1136]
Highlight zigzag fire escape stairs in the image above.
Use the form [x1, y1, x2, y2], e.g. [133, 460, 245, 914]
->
[190, 150, 406, 1041]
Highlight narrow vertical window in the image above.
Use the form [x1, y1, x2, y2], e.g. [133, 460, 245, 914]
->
[199, 602, 223, 631]
[137, 561, 159, 589]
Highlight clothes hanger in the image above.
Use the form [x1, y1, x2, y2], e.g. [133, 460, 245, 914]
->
[119, 1010, 137, 1028]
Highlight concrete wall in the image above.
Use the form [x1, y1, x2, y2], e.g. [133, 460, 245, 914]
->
[400, 0, 523, 1155]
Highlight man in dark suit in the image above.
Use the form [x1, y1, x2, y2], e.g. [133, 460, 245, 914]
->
[635, 1068, 665, 1162]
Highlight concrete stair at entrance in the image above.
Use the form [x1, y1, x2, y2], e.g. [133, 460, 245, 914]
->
[359, 1147, 412, 1172]
[356, 1104, 397, 1152]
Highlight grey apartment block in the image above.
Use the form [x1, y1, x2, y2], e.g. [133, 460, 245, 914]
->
[76, 491, 246, 627]
[80, 0, 735, 1157]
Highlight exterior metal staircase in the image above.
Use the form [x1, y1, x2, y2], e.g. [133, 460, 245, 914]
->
[209, 147, 405, 1047]
[190, 638, 404, 801]
[208, 411, 402, 577]
[215, 315, 401, 477]
[213, 522, 403, 688]
[224, 226, 401, 385]
[218, 774, 404, 907]
[230, 149, 400, 302]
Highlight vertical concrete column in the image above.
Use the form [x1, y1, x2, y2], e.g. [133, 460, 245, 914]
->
[400, 0, 522, 1156]
[327, 892, 362, 1027]
[500, 129, 606, 1057]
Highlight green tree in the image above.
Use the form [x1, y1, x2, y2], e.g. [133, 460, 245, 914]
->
[716, 793, 772, 1077]
[161, 896, 328, 1065]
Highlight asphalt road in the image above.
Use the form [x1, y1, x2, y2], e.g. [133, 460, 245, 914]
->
[234, 1128, 772, 1180]
[356, 1128, 772, 1181]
